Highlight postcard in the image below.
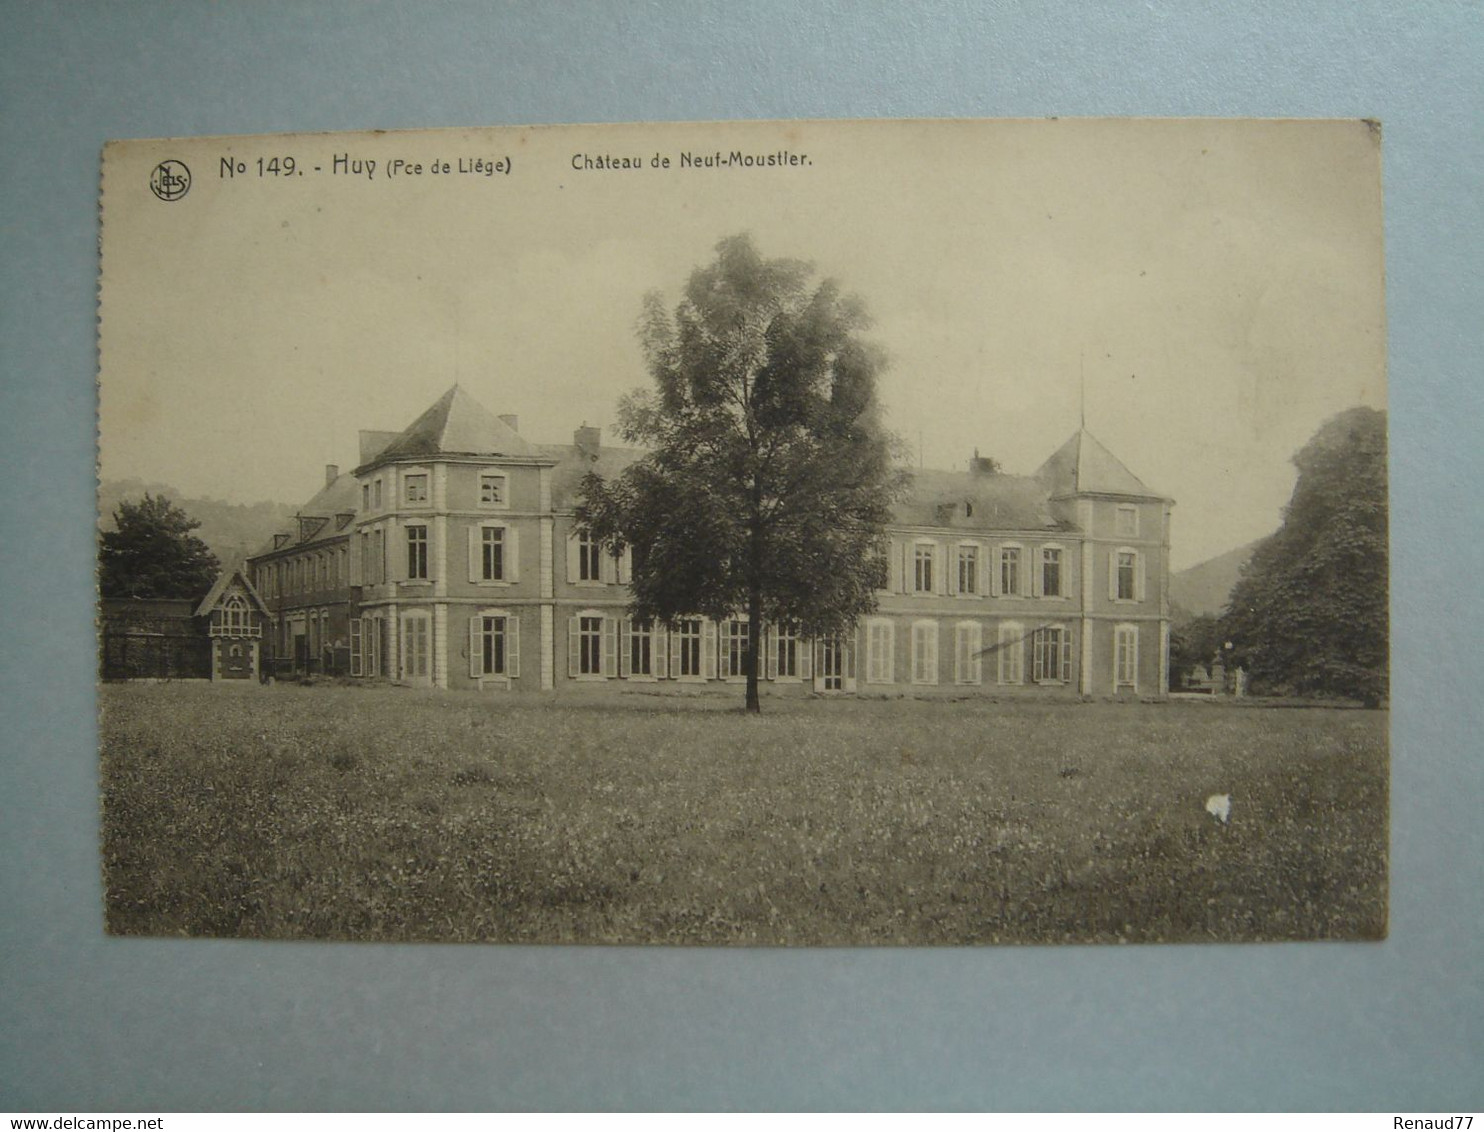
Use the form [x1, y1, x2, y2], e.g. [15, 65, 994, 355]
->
[98, 119, 1387, 943]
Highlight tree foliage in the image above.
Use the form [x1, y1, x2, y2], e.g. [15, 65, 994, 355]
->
[100, 493, 221, 601]
[1221, 407, 1388, 704]
[577, 234, 906, 711]
[1167, 612, 1225, 688]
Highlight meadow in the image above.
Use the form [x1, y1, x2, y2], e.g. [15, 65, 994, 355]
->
[99, 683, 1387, 945]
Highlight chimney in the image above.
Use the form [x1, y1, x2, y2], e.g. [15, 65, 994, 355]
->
[498, 414, 519, 432]
[325, 464, 339, 487]
[574, 424, 601, 456]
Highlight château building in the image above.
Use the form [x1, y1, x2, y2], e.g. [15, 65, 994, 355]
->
[247, 385, 1173, 697]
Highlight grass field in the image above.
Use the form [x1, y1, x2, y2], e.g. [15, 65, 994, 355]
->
[99, 683, 1388, 945]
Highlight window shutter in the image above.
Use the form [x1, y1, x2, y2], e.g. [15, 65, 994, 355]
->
[469, 616, 482, 679]
[946, 547, 958, 595]
[667, 625, 680, 679]
[618, 547, 632, 586]
[1061, 632, 1072, 683]
[468, 526, 481, 582]
[566, 534, 579, 583]
[889, 542, 902, 593]
[603, 617, 618, 677]
[567, 616, 579, 677]
[508, 615, 520, 678]
[619, 620, 632, 677]
[652, 625, 666, 679]
[765, 627, 778, 680]
[1108, 551, 1118, 601]
[389, 524, 404, 582]
[845, 631, 857, 681]
[1136, 552, 1146, 603]
[1030, 547, 1043, 597]
[800, 636, 813, 680]
[506, 527, 519, 583]
[602, 549, 618, 585]
[349, 618, 362, 676]
[703, 621, 717, 680]
[901, 542, 911, 593]
[990, 546, 1002, 597]
[970, 622, 982, 683]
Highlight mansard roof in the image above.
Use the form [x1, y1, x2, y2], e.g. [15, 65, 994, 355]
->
[194, 565, 271, 618]
[252, 470, 360, 558]
[364, 384, 538, 466]
[539, 442, 648, 510]
[893, 469, 1064, 532]
[1033, 428, 1168, 500]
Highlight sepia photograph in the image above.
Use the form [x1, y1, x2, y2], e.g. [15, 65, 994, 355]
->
[97, 117, 1388, 945]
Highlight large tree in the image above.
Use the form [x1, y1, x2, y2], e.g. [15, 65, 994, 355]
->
[1221, 406, 1388, 705]
[99, 493, 220, 601]
[578, 234, 905, 712]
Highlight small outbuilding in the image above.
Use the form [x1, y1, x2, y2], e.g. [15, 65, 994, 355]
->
[195, 567, 272, 681]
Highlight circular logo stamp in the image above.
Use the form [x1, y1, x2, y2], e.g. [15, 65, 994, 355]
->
[149, 160, 191, 202]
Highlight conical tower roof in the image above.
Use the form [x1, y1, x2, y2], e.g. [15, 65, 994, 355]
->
[1034, 428, 1167, 499]
[366, 385, 535, 466]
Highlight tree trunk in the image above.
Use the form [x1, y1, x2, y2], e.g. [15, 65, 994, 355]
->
[745, 581, 762, 713]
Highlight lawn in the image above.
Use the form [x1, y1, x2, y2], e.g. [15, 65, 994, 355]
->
[99, 683, 1388, 945]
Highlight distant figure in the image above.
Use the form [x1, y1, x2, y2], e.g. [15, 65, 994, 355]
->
[1205, 794, 1232, 824]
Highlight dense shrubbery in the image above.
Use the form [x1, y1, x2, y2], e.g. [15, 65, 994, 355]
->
[101, 684, 1387, 944]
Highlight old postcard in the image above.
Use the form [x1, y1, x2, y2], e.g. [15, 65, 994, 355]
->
[97, 119, 1387, 944]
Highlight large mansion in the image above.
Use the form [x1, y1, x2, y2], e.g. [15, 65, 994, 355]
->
[244, 385, 1173, 697]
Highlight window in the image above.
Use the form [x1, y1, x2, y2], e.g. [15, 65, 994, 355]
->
[475, 614, 516, 676]
[1115, 624, 1139, 689]
[221, 594, 250, 636]
[406, 524, 428, 580]
[911, 620, 939, 685]
[578, 533, 601, 582]
[772, 624, 800, 679]
[862, 620, 891, 684]
[479, 473, 507, 507]
[954, 621, 982, 684]
[404, 473, 429, 505]
[674, 619, 704, 678]
[957, 545, 979, 595]
[1116, 505, 1139, 537]
[625, 620, 654, 677]
[372, 479, 383, 510]
[577, 615, 603, 676]
[338, 546, 347, 585]
[319, 553, 329, 589]
[721, 619, 751, 679]
[361, 483, 371, 511]
[1116, 550, 1137, 601]
[913, 543, 935, 594]
[997, 622, 1025, 684]
[372, 529, 384, 584]
[481, 527, 504, 581]
[1033, 626, 1070, 683]
[1041, 547, 1062, 598]
[999, 546, 1021, 596]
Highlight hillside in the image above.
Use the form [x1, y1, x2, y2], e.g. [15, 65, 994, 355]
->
[98, 479, 297, 568]
[1171, 539, 1265, 617]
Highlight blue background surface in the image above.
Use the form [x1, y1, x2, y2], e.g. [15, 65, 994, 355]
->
[1, 0, 1480, 1111]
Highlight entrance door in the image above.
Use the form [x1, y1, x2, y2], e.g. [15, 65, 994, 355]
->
[400, 613, 431, 686]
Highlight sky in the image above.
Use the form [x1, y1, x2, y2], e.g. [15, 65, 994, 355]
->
[98, 119, 1386, 570]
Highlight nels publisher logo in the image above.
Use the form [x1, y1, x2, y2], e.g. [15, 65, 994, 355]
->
[149, 159, 191, 201]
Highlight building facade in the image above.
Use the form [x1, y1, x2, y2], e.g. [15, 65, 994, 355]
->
[248, 386, 1173, 697]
